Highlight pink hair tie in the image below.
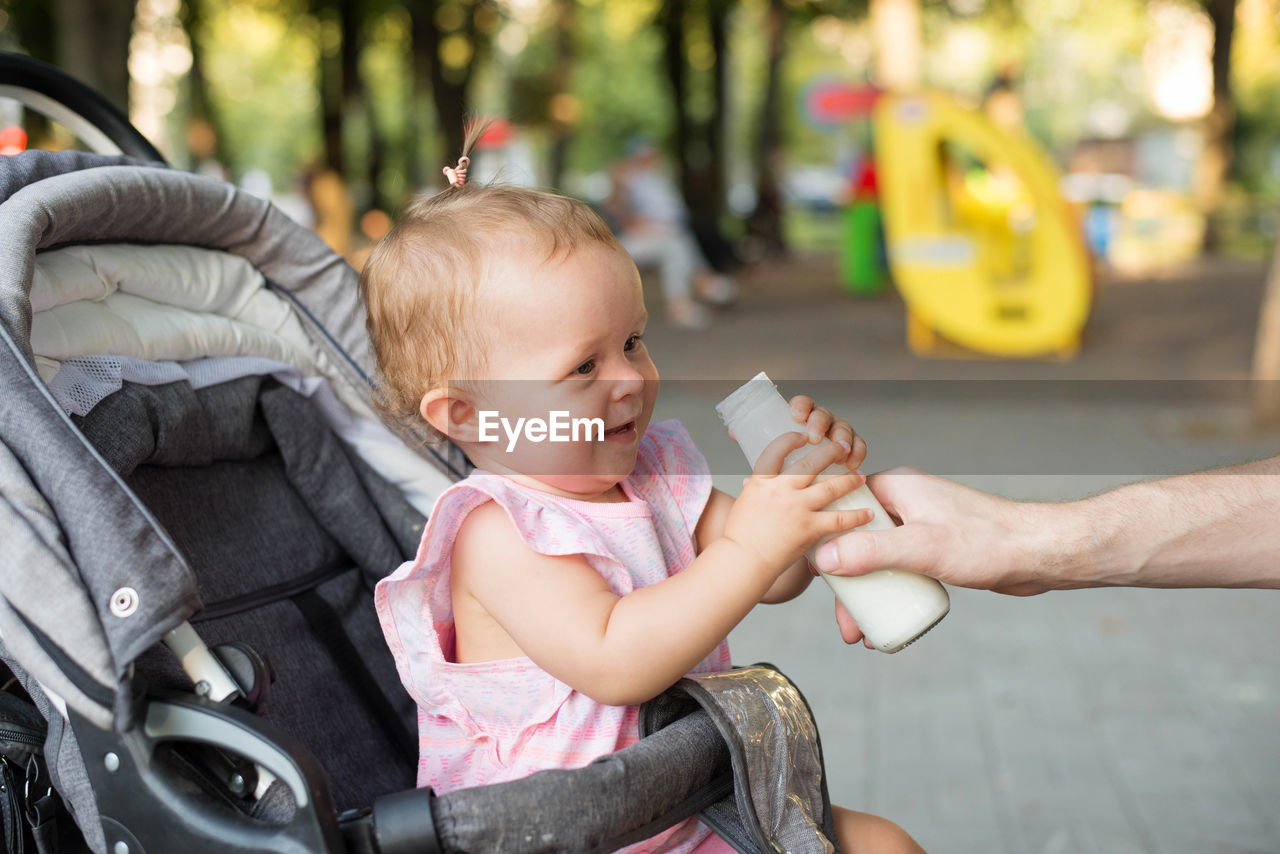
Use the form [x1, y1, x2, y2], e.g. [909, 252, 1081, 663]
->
[443, 155, 470, 188]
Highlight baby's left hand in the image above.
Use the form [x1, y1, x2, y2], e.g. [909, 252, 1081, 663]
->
[788, 395, 866, 471]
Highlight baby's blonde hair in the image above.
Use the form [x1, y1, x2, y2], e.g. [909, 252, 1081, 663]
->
[359, 134, 623, 435]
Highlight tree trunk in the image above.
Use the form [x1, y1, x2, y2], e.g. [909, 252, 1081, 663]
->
[4, 0, 55, 67]
[315, 0, 345, 174]
[5, 0, 56, 144]
[411, 0, 489, 168]
[409, 4, 433, 187]
[660, 0, 690, 192]
[707, 0, 729, 216]
[181, 0, 226, 167]
[668, 0, 729, 224]
[337, 0, 390, 211]
[53, 0, 132, 113]
[1197, 0, 1237, 255]
[547, 0, 577, 189]
[1251, 225, 1280, 427]
[429, 59, 468, 166]
[746, 0, 787, 256]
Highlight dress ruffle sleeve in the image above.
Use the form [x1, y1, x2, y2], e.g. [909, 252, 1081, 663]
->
[374, 475, 634, 747]
[629, 419, 713, 545]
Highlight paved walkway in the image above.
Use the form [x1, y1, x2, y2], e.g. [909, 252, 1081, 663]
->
[641, 255, 1280, 854]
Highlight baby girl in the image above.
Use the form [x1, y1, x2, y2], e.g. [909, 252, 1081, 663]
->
[362, 138, 925, 854]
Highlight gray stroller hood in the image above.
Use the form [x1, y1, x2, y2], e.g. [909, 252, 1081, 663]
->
[0, 150, 415, 733]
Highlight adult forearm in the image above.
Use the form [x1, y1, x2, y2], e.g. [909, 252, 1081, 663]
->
[1035, 456, 1280, 590]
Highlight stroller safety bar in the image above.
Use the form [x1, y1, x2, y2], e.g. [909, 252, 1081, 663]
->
[341, 707, 734, 854]
[65, 686, 733, 854]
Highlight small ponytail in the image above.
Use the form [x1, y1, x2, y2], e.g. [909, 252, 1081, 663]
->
[442, 119, 493, 189]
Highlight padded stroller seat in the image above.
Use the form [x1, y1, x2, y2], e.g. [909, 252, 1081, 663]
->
[73, 373, 422, 811]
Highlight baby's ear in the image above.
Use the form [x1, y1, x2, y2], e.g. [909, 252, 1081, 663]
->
[420, 387, 481, 442]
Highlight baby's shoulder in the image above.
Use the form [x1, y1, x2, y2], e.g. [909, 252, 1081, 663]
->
[452, 498, 521, 556]
[450, 498, 539, 592]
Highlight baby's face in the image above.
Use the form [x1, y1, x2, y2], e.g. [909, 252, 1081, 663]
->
[463, 243, 658, 498]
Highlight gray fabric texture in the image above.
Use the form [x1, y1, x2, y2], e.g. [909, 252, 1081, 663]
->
[0, 151, 468, 478]
[0, 312, 197, 732]
[0, 149, 455, 730]
[75, 376, 421, 810]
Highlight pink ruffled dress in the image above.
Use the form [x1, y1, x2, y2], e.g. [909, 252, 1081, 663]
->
[375, 420, 733, 853]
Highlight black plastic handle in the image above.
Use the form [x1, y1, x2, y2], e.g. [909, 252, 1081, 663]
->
[0, 52, 165, 162]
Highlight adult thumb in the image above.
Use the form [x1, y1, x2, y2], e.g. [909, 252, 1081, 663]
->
[812, 526, 935, 577]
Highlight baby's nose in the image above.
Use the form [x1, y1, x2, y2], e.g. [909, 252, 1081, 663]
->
[607, 365, 645, 398]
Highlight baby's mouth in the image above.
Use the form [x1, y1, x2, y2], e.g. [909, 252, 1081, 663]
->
[602, 420, 636, 440]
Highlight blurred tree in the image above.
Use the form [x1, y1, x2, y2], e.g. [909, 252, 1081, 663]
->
[1, 0, 132, 112]
[745, 0, 788, 256]
[547, 0, 577, 188]
[561, 2, 671, 175]
[1, 0, 55, 143]
[739, 0, 868, 257]
[1251, 234, 1280, 426]
[54, 0, 134, 112]
[656, 0, 734, 234]
[870, 0, 920, 90]
[181, 0, 227, 168]
[312, 0, 359, 175]
[407, 0, 500, 167]
[311, 0, 403, 210]
[1, 0, 54, 63]
[1196, 0, 1238, 253]
[1230, 0, 1280, 199]
[357, 0, 396, 211]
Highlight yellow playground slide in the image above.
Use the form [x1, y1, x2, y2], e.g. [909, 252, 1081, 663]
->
[873, 92, 1092, 358]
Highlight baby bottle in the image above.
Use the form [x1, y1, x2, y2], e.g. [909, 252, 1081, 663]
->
[716, 373, 949, 652]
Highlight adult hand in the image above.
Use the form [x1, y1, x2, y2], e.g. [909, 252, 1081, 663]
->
[817, 457, 1280, 644]
[813, 466, 1071, 597]
[817, 466, 1073, 645]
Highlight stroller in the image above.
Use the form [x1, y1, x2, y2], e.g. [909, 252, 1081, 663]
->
[0, 54, 840, 854]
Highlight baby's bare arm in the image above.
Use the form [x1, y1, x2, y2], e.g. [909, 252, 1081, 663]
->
[453, 437, 866, 706]
[452, 500, 781, 706]
[696, 488, 825, 604]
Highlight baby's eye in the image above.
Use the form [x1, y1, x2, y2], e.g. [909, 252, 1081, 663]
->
[575, 359, 596, 375]
[624, 334, 642, 352]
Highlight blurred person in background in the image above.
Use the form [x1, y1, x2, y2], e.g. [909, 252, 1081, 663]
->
[608, 138, 738, 329]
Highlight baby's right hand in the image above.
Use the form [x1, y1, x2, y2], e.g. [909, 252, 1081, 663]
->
[722, 432, 871, 574]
